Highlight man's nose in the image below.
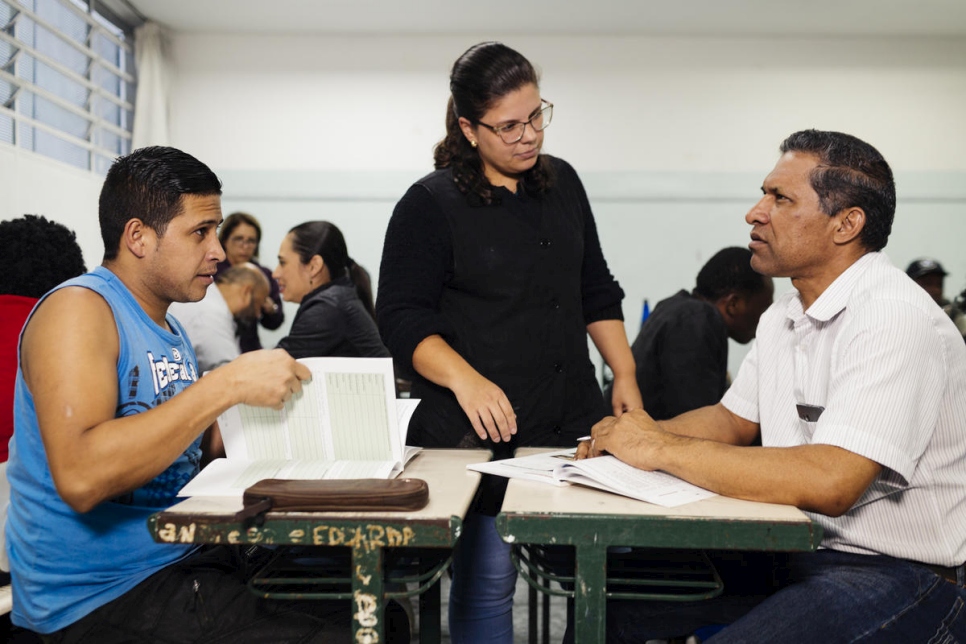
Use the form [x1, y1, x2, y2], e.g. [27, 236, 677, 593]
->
[211, 236, 226, 262]
[746, 197, 769, 225]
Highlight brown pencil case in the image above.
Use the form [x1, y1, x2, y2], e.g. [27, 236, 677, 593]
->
[239, 478, 430, 520]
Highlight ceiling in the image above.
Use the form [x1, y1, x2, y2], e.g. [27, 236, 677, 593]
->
[120, 0, 966, 37]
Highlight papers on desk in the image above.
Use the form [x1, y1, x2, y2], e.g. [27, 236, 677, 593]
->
[467, 449, 716, 508]
[179, 357, 421, 497]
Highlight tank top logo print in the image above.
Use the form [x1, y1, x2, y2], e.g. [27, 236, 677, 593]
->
[147, 349, 197, 396]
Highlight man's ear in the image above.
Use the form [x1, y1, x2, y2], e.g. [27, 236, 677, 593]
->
[834, 207, 866, 246]
[716, 293, 740, 323]
[124, 219, 151, 258]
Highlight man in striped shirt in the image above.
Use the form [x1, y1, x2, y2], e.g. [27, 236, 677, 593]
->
[582, 129, 966, 643]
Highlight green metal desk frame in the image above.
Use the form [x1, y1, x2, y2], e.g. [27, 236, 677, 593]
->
[149, 510, 461, 644]
[496, 511, 824, 644]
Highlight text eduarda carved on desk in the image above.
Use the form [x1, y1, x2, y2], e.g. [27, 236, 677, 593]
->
[156, 521, 416, 551]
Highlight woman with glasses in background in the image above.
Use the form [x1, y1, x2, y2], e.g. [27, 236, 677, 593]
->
[216, 212, 284, 352]
[377, 41, 641, 643]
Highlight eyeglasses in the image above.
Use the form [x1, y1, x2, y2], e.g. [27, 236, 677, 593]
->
[228, 236, 258, 247]
[476, 100, 553, 144]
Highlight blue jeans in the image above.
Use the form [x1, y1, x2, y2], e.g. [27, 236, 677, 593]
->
[605, 550, 966, 643]
[448, 512, 517, 644]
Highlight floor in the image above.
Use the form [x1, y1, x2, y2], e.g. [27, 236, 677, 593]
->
[413, 574, 702, 644]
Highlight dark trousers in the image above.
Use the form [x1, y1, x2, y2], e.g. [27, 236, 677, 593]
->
[601, 550, 966, 643]
[43, 545, 408, 644]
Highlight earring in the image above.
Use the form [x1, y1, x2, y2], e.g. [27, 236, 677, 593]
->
[470, 140, 478, 148]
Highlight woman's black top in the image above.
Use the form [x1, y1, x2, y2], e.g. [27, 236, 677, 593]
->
[278, 276, 390, 360]
[377, 155, 624, 457]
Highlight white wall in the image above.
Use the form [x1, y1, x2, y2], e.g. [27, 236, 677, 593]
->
[0, 145, 104, 270]
[159, 33, 966, 373]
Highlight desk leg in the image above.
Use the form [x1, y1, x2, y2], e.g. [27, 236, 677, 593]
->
[419, 573, 442, 644]
[572, 543, 607, 644]
[351, 546, 385, 644]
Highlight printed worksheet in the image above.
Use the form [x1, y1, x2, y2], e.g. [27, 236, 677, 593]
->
[468, 450, 716, 508]
[178, 357, 420, 497]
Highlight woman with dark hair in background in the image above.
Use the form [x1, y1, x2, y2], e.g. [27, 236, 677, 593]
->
[216, 212, 284, 352]
[273, 221, 389, 360]
[377, 42, 641, 642]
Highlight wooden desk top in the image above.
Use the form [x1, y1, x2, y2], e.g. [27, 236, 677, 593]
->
[151, 449, 489, 546]
[503, 447, 810, 524]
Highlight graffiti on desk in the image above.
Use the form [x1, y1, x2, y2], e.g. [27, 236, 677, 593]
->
[227, 526, 272, 544]
[155, 520, 415, 550]
[312, 524, 416, 551]
[354, 591, 379, 643]
[157, 521, 196, 543]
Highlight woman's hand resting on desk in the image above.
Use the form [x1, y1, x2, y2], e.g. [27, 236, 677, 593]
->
[452, 371, 517, 444]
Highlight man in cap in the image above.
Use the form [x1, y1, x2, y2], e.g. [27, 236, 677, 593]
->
[906, 257, 949, 306]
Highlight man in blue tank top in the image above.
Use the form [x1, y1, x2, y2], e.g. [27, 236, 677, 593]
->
[6, 147, 358, 641]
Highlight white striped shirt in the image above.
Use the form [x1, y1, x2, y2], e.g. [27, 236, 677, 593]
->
[723, 252, 966, 566]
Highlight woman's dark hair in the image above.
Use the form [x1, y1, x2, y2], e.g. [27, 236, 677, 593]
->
[288, 221, 375, 317]
[0, 215, 87, 298]
[218, 211, 263, 259]
[433, 42, 554, 205]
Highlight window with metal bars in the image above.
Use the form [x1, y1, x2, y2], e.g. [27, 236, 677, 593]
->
[0, 0, 135, 173]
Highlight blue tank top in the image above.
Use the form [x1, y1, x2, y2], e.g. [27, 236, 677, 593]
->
[7, 267, 202, 633]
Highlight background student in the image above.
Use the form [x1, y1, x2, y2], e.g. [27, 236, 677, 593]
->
[216, 211, 285, 352]
[608, 246, 773, 420]
[274, 220, 389, 359]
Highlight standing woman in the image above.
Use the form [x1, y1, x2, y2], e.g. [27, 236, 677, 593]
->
[274, 221, 389, 360]
[377, 42, 641, 642]
[216, 212, 284, 352]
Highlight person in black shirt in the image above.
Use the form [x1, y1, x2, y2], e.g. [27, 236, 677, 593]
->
[606, 247, 773, 420]
[273, 221, 389, 360]
[377, 42, 641, 643]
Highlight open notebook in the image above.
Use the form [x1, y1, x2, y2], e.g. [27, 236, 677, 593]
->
[468, 448, 715, 508]
[179, 357, 420, 497]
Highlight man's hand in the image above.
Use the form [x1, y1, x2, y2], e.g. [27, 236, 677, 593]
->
[576, 408, 671, 467]
[261, 296, 278, 315]
[218, 349, 312, 410]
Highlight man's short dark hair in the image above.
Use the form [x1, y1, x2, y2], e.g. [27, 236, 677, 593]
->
[780, 129, 895, 252]
[693, 246, 766, 301]
[98, 146, 222, 261]
[0, 215, 87, 298]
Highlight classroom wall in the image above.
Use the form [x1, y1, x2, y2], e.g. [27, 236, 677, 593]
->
[0, 144, 104, 270]
[166, 32, 966, 375]
[5, 32, 965, 380]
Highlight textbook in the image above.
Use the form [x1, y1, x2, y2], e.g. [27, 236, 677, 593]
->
[178, 357, 421, 497]
[467, 449, 715, 508]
